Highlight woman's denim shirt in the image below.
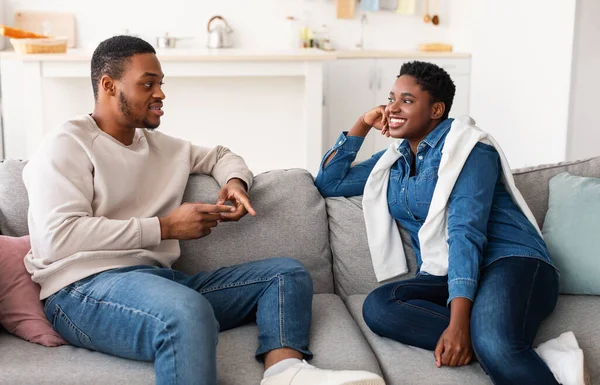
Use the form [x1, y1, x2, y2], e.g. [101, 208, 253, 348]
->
[315, 119, 555, 304]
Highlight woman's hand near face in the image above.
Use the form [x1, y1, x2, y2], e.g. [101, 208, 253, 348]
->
[325, 104, 389, 167]
[347, 105, 389, 139]
[361, 105, 389, 134]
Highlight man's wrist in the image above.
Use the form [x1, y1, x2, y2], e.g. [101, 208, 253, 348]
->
[159, 216, 171, 240]
[227, 177, 248, 191]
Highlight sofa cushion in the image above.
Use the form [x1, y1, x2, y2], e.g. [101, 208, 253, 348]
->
[512, 156, 600, 229]
[325, 196, 418, 300]
[0, 235, 66, 347]
[346, 294, 600, 385]
[0, 160, 29, 237]
[177, 169, 334, 294]
[533, 295, 600, 380]
[542, 172, 600, 294]
[0, 294, 381, 385]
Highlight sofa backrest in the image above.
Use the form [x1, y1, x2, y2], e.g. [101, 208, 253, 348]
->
[177, 169, 334, 294]
[0, 161, 334, 294]
[0, 160, 28, 237]
[326, 156, 600, 300]
[512, 156, 600, 229]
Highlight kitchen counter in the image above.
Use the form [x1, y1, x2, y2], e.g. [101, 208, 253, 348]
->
[334, 50, 470, 58]
[0, 48, 470, 61]
[0, 48, 335, 62]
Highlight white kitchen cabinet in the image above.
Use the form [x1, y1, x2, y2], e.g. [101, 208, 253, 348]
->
[324, 57, 471, 162]
[323, 59, 375, 160]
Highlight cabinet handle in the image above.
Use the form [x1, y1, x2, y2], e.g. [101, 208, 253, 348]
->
[377, 68, 382, 89]
[369, 67, 374, 90]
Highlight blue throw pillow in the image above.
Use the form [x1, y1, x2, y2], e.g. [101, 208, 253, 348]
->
[542, 172, 600, 295]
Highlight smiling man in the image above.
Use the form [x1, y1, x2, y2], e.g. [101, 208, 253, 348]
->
[22, 35, 383, 385]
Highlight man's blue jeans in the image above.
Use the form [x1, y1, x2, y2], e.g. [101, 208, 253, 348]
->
[43, 257, 314, 385]
[362, 257, 559, 385]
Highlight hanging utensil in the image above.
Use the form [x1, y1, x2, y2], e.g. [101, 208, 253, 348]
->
[431, 0, 440, 25]
[423, 0, 431, 23]
[336, 0, 355, 19]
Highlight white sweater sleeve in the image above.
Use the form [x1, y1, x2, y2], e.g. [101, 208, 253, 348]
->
[24, 132, 161, 263]
[189, 144, 254, 190]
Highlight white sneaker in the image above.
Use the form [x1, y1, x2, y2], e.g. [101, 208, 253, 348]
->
[260, 360, 385, 385]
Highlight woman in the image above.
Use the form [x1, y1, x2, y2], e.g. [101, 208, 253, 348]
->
[314, 61, 564, 384]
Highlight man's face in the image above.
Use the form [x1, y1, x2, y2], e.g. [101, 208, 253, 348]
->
[115, 53, 165, 130]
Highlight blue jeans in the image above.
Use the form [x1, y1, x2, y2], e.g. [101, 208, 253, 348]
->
[362, 257, 559, 385]
[43, 257, 314, 385]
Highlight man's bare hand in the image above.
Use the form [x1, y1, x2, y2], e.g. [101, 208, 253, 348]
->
[159, 203, 235, 240]
[216, 178, 257, 222]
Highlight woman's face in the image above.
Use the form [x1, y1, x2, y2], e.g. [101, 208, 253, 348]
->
[384, 74, 442, 141]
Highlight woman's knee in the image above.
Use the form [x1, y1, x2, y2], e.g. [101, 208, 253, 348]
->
[471, 324, 514, 371]
[362, 286, 394, 335]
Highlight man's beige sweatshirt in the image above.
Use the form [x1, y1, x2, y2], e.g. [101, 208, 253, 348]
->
[22, 115, 253, 299]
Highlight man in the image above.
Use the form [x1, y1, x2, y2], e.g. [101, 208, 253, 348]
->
[22, 35, 384, 385]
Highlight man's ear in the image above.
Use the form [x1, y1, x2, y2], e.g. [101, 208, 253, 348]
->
[431, 102, 445, 120]
[100, 75, 116, 96]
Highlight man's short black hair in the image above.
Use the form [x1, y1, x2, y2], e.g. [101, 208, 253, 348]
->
[398, 61, 456, 120]
[91, 35, 156, 101]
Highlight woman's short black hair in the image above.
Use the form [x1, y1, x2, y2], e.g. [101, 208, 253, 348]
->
[91, 35, 156, 101]
[399, 61, 456, 120]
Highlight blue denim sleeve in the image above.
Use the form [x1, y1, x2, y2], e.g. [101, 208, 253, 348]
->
[314, 132, 385, 197]
[446, 143, 499, 305]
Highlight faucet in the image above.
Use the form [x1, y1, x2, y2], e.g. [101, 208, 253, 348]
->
[356, 14, 368, 50]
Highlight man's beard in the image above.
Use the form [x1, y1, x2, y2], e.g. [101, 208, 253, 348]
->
[118, 92, 160, 130]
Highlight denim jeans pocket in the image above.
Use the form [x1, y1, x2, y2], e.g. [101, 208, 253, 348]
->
[43, 293, 57, 316]
[51, 305, 96, 351]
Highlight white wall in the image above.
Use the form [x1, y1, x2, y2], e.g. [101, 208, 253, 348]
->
[567, 0, 600, 161]
[469, 0, 577, 168]
[2, 0, 472, 51]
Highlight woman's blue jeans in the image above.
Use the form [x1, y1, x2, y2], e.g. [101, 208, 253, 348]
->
[43, 257, 314, 385]
[362, 257, 560, 385]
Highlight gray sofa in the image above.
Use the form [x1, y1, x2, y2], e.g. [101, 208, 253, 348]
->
[0, 157, 598, 385]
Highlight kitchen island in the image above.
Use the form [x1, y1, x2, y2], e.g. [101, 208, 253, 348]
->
[0, 48, 333, 175]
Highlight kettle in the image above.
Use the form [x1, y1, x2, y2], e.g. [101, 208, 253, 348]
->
[206, 16, 233, 49]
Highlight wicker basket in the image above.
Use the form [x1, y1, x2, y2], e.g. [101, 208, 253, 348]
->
[10, 37, 68, 54]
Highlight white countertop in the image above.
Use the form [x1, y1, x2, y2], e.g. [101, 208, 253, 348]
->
[0, 48, 334, 61]
[0, 48, 470, 61]
[335, 50, 470, 58]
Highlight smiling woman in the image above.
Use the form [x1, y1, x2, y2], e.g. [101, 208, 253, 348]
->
[314, 61, 568, 385]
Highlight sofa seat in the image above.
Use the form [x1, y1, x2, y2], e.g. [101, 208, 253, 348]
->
[346, 294, 600, 385]
[0, 294, 381, 385]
